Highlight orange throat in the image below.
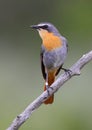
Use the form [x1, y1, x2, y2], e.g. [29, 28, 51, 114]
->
[39, 29, 62, 51]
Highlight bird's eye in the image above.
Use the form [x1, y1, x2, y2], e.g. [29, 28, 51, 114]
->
[41, 25, 48, 29]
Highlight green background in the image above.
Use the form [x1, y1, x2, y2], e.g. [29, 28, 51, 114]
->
[0, 0, 92, 130]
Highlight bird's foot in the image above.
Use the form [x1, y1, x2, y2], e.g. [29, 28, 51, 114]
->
[61, 67, 72, 77]
[45, 82, 53, 96]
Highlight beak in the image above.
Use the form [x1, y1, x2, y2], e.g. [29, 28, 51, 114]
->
[31, 25, 40, 29]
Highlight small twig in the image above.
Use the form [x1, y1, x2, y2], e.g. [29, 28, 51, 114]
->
[6, 50, 92, 130]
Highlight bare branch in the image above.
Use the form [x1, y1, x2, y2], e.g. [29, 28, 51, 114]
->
[6, 50, 92, 130]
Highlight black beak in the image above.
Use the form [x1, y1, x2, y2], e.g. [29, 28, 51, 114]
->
[31, 25, 40, 29]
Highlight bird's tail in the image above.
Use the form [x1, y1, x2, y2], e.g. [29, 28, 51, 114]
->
[44, 85, 54, 104]
[44, 72, 55, 104]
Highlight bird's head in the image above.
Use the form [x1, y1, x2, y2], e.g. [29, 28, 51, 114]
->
[31, 22, 60, 39]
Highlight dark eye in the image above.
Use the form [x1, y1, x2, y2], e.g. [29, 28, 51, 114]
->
[41, 25, 48, 29]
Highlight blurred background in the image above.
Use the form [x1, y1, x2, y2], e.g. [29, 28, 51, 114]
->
[0, 0, 92, 130]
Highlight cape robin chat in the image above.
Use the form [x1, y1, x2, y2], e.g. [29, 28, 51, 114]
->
[31, 22, 68, 104]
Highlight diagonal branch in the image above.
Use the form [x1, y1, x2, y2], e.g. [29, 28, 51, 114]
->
[6, 50, 92, 130]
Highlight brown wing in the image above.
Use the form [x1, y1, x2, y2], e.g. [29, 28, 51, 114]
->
[40, 52, 46, 80]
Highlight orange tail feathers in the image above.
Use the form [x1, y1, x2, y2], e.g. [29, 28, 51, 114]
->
[43, 72, 55, 104]
[44, 85, 54, 104]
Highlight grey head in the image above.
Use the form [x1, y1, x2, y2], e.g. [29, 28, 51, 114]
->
[31, 22, 61, 36]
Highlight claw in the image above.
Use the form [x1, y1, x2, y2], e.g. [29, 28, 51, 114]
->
[61, 67, 72, 77]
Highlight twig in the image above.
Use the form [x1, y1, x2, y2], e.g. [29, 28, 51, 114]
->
[6, 50, 92, 130]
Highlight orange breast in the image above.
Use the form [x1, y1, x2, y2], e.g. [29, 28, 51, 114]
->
[39, 29, 62, 51]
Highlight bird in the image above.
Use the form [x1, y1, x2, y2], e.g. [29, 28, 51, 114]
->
[31, 22, 68, 104]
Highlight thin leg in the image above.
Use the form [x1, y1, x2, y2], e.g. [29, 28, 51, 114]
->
[45, 72, 54, 96]
[61, 67, 72, 77]
[45, 70, 54, 96]
[45, 71, 49, 89]
[45, 81, 49, 90]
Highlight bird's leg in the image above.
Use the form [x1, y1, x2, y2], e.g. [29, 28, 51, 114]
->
[46, 71, 54, 93]
[45, 81, 49, 90]
[45, 76, 49, 95]
[45, 70, 49, 88]
[45, 72, 52, 96]
[61, 67, 72, 77]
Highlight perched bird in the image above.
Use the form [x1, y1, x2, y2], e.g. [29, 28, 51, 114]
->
[31, 22, 68, 104]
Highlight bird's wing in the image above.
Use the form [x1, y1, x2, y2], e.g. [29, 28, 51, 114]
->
[55, 65, 62, 76]
[40, 46, 46, 80]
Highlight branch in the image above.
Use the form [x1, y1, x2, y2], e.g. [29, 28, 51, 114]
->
[6, 50, 92, 130]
